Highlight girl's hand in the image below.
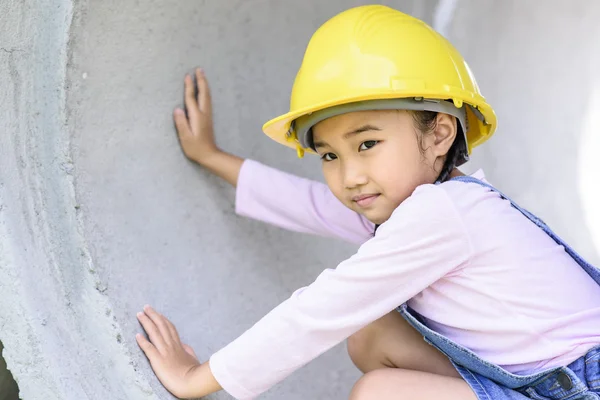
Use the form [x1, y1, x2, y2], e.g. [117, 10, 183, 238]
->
[174, 68, 219, 165]
[136, 305, 201, 399]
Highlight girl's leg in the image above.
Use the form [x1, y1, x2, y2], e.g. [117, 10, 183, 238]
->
[347, 311, 460, 378]
[349, 368, 478, 400]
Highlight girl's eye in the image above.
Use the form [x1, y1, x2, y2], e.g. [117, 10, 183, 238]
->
[321, 153, 337, 162]
[359, 140, 379, 151]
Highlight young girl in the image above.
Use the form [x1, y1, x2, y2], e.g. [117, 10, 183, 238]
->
[135, 5, 600, 400]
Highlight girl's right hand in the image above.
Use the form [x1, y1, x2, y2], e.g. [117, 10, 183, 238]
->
[174, 68, 219, 165]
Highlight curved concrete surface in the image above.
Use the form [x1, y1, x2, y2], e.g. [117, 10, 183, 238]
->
[0, 1, 598, 399]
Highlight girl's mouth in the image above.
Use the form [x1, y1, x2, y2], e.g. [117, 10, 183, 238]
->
[353, 194, 380, 208]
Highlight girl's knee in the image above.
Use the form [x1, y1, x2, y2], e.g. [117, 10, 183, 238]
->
[347, 328, 370, 366]
[347, 318, 385, 370]
[347, 311, 407, 371]
[349, 369, 392, 400]
[350, 369, 476, 400]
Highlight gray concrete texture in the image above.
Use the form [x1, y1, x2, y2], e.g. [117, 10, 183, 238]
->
[1, 0, 599, 399]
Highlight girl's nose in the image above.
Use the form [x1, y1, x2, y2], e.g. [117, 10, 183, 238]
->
[342, 160, 369, 189]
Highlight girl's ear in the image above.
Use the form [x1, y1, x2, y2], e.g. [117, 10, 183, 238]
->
[431, 113, 458, 158]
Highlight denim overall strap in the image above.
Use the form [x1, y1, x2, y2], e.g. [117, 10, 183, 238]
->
[397, 175, 600, 393]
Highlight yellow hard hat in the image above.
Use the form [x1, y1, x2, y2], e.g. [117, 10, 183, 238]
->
[262, 5, 496, 160]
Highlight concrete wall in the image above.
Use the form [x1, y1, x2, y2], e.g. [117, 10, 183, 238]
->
[0, 0, 598, 399]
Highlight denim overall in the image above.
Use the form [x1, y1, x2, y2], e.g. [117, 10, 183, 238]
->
[397, 176, 600, 399]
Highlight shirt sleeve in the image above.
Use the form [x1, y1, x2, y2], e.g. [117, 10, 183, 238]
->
[209, 184, 473, 399]
[235, 159, 375, 245]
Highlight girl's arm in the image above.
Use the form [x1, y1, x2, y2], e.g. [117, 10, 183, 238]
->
[175, 69, 374, 244]
[209, 185, 472, 399]
[234, 159, 374, 244]
[138, 184, 471, 399]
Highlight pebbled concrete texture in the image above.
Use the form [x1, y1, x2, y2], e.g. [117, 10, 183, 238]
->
[0, 0, 162, 398]
[0, 1, 598, 399]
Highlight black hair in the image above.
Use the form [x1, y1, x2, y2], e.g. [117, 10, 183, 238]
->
[373, 110, 466, 235]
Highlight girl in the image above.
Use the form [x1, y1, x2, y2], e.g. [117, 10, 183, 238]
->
[135, 5, 600, 400]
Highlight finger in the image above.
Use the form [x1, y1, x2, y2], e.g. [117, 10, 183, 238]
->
[143, 305, 174, 346]
[164, 318, 181, 344]
[182, 344, 199, 360]
[184, 74, 200, 123]
[173, 108, 192, 138]
[196, 68, 212, 115]
[137, 311, 167, 352]
[136, 333, 159, 360]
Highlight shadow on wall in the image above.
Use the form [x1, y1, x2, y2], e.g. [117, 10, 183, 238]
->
[0, 341, 20, 400]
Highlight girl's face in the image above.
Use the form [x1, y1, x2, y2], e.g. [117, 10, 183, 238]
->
[312, 109, 457, 225]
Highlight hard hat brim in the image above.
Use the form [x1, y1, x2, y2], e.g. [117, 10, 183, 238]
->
[263, 92, 496, 155]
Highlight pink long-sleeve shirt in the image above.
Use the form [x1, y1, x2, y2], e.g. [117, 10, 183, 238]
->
[209, 159, 600, 399]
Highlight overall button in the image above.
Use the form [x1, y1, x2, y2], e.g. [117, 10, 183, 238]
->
[556, 372, 573, 390]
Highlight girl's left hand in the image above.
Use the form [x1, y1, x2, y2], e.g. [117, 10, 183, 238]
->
[136, 305, 201, 398]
